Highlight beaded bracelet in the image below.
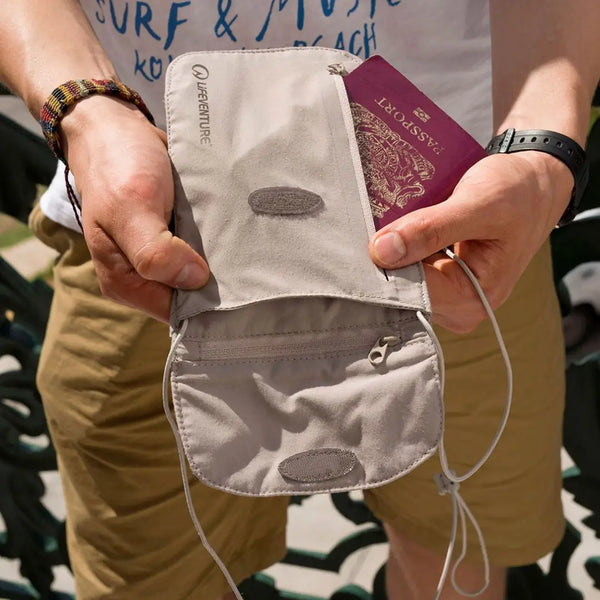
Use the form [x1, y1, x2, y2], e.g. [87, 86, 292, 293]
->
[39, 78, 155, 163]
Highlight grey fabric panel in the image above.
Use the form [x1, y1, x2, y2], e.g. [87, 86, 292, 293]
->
[171, 308, 442, 496]
[165, 48, 430, 322]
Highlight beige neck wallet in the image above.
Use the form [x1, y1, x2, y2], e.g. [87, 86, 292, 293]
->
[163, 48, 511, 599]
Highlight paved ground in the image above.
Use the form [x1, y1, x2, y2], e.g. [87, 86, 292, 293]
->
[1, 94, 599, 599]
[1, 95, 39, 135]
[0, 236, 58, 279]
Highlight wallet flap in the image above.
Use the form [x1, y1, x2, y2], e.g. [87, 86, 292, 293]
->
[165, 48, 430, 322]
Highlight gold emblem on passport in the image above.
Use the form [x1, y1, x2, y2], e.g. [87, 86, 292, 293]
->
[413, 107, 431, 123]
[350, 102, 435, 218]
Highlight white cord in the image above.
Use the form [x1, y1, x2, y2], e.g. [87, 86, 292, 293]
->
[162, 248, 511, 600]
[418, 247, 513, 599]
[438, 247, 514, 483]
[162, 319, 245, 600]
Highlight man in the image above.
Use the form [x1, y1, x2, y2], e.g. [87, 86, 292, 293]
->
[1, 1, 598, 598]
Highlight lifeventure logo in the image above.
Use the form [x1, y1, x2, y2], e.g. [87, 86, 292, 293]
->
[192, 64, 211, 145]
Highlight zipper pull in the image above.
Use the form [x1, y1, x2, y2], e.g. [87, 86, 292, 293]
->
[368, 335, 401, 366]
[327, 63, 348, 76]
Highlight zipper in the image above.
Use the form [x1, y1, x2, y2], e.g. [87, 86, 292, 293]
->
[368, 335, 401, 366]
[186, 329, 402, 365]
[327, 63, 349, 76]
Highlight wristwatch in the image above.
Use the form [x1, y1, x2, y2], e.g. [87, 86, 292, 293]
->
[486, 128, 589, 226]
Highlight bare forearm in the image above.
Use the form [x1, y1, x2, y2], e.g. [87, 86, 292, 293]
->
[0, 0, 116, 118]
[490, 0, 600, 145]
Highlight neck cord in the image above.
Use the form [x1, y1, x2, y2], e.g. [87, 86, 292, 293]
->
[162, 247, 512, 600]
[417, 247, 513, 598]
[162, 318, 245, 600]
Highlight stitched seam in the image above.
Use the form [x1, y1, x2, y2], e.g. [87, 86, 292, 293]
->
[418, 261, 429, 312]
[176, 334, 427, 366]
[321, 66, 354, 278]
[168, 47, 363, 68]
[423, 328, 445, 451]
[181, 315, 415, 341]
[177, 351, 374, 366]
[171, 362, 204, 479]
[165, 56, 185, 317]
[177, 293, 428, 322]
[182, 444, 440, 497]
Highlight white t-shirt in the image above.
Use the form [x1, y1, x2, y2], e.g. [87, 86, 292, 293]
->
[41, 0, 492, 230]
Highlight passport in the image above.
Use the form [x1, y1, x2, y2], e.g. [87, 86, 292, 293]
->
[343, 55, 488, 230]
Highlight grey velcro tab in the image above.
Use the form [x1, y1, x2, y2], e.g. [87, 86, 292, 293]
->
[278, 448, 358, 483]
[248, 187, 323, 215]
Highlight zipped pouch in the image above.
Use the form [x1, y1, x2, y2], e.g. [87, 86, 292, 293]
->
[165, 47, 443, 496]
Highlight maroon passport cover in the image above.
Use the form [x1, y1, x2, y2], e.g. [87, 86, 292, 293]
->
[344, 55, 487, 229]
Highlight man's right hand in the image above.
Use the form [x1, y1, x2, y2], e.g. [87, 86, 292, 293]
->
[60, 95, 210, 322]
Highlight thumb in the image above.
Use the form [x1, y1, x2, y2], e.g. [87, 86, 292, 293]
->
[368, 197, 484, 268]
[118, 213, 210, 289]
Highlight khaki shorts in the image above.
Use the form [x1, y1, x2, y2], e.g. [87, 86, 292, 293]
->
[30, 205, 565, 600]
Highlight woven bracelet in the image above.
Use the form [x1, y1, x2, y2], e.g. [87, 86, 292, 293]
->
[39, 79, 155, 232]
[39, 78, 155, 163]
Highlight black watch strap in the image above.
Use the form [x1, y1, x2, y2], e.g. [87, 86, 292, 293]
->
[485, 128, 589, 226]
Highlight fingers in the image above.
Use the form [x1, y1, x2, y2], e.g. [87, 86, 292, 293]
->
[71, 120, 210, 317]
[86, 224, 206, 323]
[80, 169, 210, 320]
[366, 198, 518, 332]
[111, 211, 209, 290]
[368, 197, 505, 332]
[421, 256, 490, 333]
[367, 153, 530, 270]
[369, 194, 493, 271]
[61, 97, 211, 319]
[87, 227, 174, 322]
[111, 179, 209, 289]
[365, 155, 549, 332]
[84, 204, 209, 321]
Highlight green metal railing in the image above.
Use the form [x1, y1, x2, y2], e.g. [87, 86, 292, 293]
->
[0, 257, 69, 600]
